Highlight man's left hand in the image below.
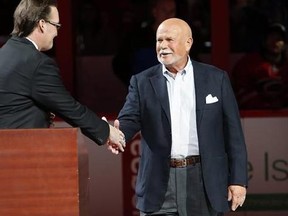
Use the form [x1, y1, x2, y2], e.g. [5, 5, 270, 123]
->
[228, 185, 247, 211]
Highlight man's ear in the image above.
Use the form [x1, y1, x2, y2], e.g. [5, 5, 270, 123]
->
[38, 19, 45, 33]
[186, 37, 193, 52]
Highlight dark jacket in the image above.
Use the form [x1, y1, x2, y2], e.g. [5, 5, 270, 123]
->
[0, 36, 109, 145]
[118, 61, 248, 212]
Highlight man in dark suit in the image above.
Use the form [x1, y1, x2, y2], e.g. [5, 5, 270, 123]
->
[117, 18, 247, 215]
[0, 0, 125, 153]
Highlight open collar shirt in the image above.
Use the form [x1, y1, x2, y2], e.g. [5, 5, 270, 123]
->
[162, 58, 199, 158]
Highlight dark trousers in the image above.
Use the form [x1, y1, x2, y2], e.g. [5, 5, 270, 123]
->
[140, 163, 223, 216]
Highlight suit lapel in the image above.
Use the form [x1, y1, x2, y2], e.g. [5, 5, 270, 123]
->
[193, 61, 207, 128]
[149, 61, 207, 127]
[150, 68, 171, 125]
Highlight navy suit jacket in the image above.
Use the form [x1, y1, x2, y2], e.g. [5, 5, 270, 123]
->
[118, 61, 248, 212]
[0, 36, 109, 145]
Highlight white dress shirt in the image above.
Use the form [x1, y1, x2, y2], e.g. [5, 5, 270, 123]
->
[162, 59, 199, 158]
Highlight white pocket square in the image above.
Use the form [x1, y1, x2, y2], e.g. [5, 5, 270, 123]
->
[205, 94, 218, 104]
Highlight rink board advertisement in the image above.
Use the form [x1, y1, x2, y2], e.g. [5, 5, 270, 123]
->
[240, 117, 288, 211]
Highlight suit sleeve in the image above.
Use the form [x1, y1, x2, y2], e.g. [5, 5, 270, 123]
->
[118, 75, 142, 141]
[222, 72, 248, 186]
[31, 57, 109, 145]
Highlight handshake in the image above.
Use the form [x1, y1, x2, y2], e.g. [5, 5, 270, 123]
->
[102, 117, 126, 154]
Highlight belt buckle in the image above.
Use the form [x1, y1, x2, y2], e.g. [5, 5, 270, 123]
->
[170, 157, 193, 168]
[188, 156, 196, 166]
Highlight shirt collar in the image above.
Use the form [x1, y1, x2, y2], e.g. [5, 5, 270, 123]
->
[162, 57, 192, 77]
[25, 37, 39, 50]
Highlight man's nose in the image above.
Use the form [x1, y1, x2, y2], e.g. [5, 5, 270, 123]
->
[159, 40, 168, 49]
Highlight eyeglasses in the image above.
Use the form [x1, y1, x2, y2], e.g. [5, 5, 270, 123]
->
[45, 20, 61, 30]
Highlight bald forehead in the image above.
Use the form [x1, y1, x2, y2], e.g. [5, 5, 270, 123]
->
[157, 18, 192, 37]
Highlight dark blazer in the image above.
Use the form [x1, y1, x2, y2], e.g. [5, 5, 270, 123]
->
[0, 36, 109, 145]
[118, 61, 248, 212]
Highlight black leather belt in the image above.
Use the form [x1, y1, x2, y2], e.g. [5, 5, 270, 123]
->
[170, 155, 201, 168]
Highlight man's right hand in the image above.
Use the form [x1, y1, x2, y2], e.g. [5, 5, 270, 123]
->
[102, 117, 125, 154]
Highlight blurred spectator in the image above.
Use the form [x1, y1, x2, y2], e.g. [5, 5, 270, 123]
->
[255, 0, 288, 30]
[178, 0, 211, 54]
[231, 23, 288, 109]
[112, 0, 176, 86]
[76, 2, 118, 55]
[116, 3, 137, 46]
[230, 0, 269, 52]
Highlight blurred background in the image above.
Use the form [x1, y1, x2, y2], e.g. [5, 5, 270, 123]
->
[2, 0, 288, 113]
[1, 0, 288, 215]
